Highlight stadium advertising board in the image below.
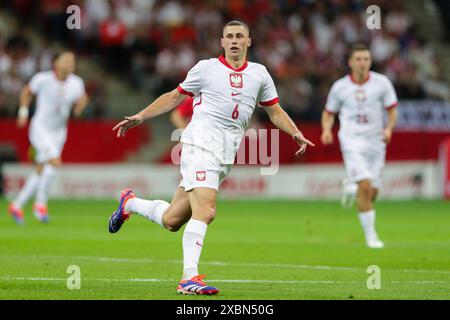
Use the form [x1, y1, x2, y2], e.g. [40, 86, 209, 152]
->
[2, 162, 441, 200]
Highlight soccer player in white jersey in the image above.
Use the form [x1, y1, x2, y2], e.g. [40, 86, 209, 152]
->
[108, 20, 315, 295]
[8, 51, 88, 224]
[321, 44, 398, 249]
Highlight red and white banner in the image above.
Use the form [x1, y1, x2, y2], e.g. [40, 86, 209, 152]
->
[2, 162, 441, 200]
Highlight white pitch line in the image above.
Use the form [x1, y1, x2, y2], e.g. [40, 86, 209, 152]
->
[1, 277, 450, 285]
[0, 277, 174, 283]
[2, 254, 450, 275]
[0, 277, 352, 284]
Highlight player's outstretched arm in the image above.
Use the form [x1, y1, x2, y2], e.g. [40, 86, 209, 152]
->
[383, 107, 398, 144]
[320, 110, 335, 145]
[113, 89, 186, 138]
[170, 108, 189, 129]
[73, 93, 89, 118]
[17, 85, 34, 128]
[264, 103, 315, 156]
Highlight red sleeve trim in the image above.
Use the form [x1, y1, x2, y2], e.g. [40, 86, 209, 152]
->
[259, 97, 279, 107]
[325, 108, 337, 115]
[178, 97, 194, 118]
[177, 85, 194, 97]
[385, 102, 398, 110]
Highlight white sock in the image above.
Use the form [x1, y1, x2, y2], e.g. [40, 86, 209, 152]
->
[14, 172, 40, 208]
[346, 183, 358, 196]
[35, 164, 56, 206]
[125, 198, 169, 227]
[358, 210, 377, 241]
[182, 219, 207, 280]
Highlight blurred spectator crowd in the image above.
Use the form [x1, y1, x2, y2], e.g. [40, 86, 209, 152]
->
[0, 0, 110, 119]
[0, 0, 449, 121]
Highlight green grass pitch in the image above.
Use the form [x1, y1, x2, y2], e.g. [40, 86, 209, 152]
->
[0, 198, 449, 300]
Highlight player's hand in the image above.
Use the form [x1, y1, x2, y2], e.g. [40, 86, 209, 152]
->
[112, 114, 144, 137]
[321, 130, 333, 145]
[17, 116, 28, 129]
[383, 128, 393, 144]
[293, 132, 315, 156]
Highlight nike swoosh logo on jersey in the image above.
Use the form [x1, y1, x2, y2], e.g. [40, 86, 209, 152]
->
[231, 92, 241, 96]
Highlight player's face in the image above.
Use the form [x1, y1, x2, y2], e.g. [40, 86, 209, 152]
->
[348, 50, 371, 75]
[221, 26, 251, 61]
[55, 53, 76, 74]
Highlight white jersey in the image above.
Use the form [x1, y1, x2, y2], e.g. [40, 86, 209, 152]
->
[178, 55, 279, 164]
[29, 71, 85, 131]
[325, 71, 398, 151]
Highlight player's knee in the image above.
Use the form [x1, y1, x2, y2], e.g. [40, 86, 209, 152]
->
[192, 205, 216, 224]
[48, 158, 62, 166]
[36, 164, 44, 175]
[162, 217, 183, 232]
[165, 223, 182, 232]
[203, 205, 216, 224]
[358, 181, 372, 197]
[164, 221, 183, 232]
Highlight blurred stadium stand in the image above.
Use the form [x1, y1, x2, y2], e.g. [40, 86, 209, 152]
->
[0, 0, 449, 165]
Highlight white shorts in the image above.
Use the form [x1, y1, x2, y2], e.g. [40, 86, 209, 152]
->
[179, 143, 232, 192]
[342, 148, 385, 189]
[29, 121, 67, 163]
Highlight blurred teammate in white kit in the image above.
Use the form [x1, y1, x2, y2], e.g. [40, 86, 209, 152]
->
[9, 51, 88, 224]
[321, 44, 398, 249]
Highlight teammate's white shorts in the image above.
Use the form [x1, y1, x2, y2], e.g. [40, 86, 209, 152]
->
[341, 147, 385, 189]
[29, 121, 67, 163]
[179, 143, 231, 192]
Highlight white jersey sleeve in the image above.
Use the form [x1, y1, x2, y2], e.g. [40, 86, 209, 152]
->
[382, 77, 398, 109]
[178, 61, 205, 96]
[325, 82, 342, 114]
[28, 72, 48, 95]
[257, 67, 279, 106]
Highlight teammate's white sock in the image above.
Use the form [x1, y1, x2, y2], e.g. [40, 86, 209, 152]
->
[358, 209, 378, 241]
[35, 164, 56, 207]
[125, 198, 169, 227]
[182, 219, 207, 280]
[341, 180, 357, 208]
[13, 172, 40, 208]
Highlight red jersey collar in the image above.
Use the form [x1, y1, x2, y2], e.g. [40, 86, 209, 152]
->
[218, 54, 248, 72]
[349, 72, 370, 85]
